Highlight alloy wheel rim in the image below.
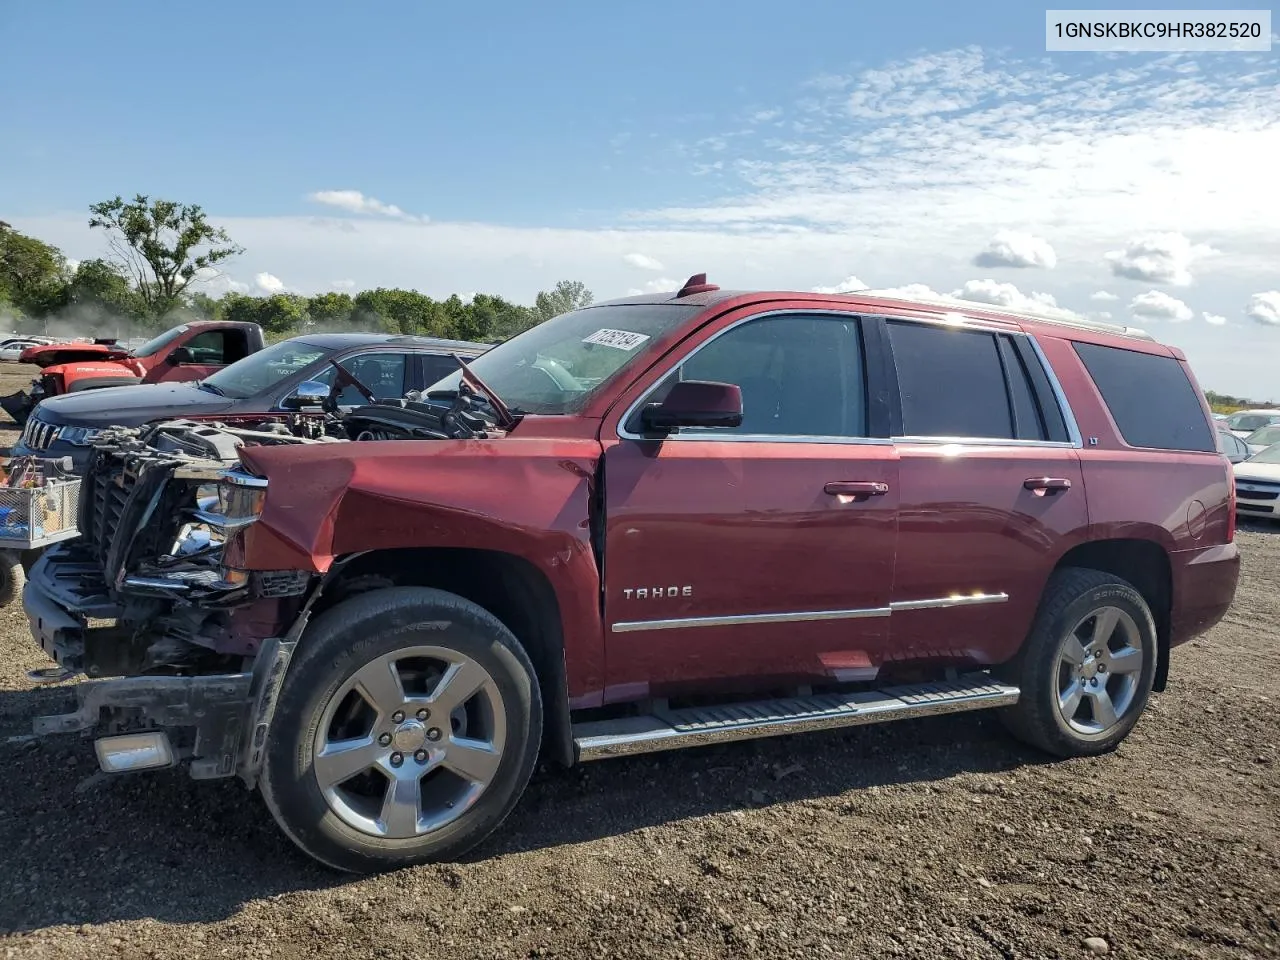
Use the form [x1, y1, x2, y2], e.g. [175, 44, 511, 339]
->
[311, 645, 506, 839]
[1054, 605, 1144, 736]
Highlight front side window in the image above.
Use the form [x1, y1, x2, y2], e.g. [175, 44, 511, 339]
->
[633, 313, 868, 438]
[312, 352, 408, 406]
[183, 330, 227, 365]
[425, 303, 701, 415]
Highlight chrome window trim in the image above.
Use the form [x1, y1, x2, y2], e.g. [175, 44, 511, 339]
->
[614, 309, 1083, 450]
[612, 592, 1009, 633]
[1025, 334, 1084, 448]
[616, 308, 877, 444]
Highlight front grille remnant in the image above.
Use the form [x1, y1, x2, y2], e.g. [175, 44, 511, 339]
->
[22, 417, 59, 451]
[88, 460, 137, 567]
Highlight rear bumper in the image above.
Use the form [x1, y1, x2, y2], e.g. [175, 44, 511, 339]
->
[1170, 541, 1240, 647]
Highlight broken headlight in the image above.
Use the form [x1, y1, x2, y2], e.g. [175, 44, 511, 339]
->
[194, 468, 268, 530]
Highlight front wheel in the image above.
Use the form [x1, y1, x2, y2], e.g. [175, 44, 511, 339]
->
[261, 586, 542, 873]
[998, 567, 1157, 758]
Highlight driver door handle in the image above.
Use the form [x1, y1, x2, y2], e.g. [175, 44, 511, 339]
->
[1024, 477, 1072, 496]
[824, 480, 890, 500]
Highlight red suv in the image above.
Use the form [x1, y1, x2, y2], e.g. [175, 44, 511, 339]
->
[23, 275, 1239, 873]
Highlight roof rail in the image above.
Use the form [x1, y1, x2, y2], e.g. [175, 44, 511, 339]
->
[857, 290, 1155, 342]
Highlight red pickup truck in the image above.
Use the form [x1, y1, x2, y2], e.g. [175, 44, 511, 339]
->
[22, 275, 1239, 873]
[1, 320, 266, 426]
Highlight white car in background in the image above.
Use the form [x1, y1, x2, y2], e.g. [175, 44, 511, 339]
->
[1243, 424, 1280, 455]
[1225, 408, 1280, 440]
[1234, 444, 1280, 522]
[0, 337, 58, 362]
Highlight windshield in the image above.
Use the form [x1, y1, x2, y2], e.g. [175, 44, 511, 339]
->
[200, 338, 330, 399]
[1228, 412, 1277, 432]
[132, 325, 190, 358]
[1245, 424, 1280, 446]
[1247, 443, 1280, 464]
[425, 303, 701, 414]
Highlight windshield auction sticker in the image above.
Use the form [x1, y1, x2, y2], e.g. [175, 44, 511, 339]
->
[582, 329, 651, 351]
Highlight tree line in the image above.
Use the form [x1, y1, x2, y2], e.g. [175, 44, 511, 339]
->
[0, 195, 593, 344]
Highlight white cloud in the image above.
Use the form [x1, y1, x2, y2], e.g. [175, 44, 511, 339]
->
[1090, 290, 1119, 301]
[948, 278, 1081, 320]
[1203, 311, 1227, 326]
[1246, 291, 1280, 326]
[254, 272, 286, 295]
[330, 279, 355, 290]
[191, 266, 248, 295]
[308, 190, 423, 222]
[972, 231, 1057, 269]
[1130, 290, 1193, 322]
[626, 277, 680, 295]
[811, 275, 868, 294]
[1095, 311, 1113, 320]
[623, 252, 664, 271]
[1104, 232, 1214, 286]
[11, 47, 1280, 397]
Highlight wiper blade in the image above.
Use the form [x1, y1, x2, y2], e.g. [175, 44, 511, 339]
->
[197, 381, 226, 396]
[452, 354, 516, 430]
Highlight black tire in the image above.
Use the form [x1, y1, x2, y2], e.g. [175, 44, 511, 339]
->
[997, 567, 1157, 758]
[260, 586, 542, 873]
[0, 550, 26, 608]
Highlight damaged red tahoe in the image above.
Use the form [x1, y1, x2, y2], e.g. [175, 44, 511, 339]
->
[23, 275, 1239, 873]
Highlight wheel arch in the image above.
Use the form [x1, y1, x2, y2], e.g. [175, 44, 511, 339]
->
[311, 546, 575, 767]
[1052, 537, 1173, 691]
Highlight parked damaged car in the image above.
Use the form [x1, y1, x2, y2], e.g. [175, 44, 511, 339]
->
[22, 275, 1239, 873]
[13, 333, 488, 470]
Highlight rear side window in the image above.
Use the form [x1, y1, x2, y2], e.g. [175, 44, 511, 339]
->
[887, 322, 1061, 441]
[1073, 342, 1214, 452]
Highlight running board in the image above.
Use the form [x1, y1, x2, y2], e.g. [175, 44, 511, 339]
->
[572, 673, 1020, 761]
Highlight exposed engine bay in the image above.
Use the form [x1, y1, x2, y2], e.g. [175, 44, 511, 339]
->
[30, 384, 510, 684]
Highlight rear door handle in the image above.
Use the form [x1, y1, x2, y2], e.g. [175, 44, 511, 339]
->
[824, 481, 890, 500]
[1024, 477, 1072, 496]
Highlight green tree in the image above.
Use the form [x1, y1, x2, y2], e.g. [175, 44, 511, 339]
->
[64, 258, 145, 323]
[531, 279, 593, 324]
[352, 288, 437, 335]
[255, 294, 310, 335]
[185, 291, 222, 320]
[307, 292, 355, 327]
[0, 221, 70, 318]
[469, 293, 535, 342]
[88, 194, 244, 318]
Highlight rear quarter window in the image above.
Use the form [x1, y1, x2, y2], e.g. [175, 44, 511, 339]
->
[1072, 342, 1215, 453]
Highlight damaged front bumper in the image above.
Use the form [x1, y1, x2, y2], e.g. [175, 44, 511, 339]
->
[19, 420, 330, 784]
[23, 549, 303, 784]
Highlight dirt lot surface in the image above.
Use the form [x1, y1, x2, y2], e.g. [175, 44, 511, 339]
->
[0, 368, 1276, 958]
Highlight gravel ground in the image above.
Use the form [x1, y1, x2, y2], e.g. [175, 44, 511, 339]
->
[0, 370, 1276, 958]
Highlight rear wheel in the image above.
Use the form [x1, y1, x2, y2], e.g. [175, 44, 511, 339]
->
[999, 567, 1157, 757]
[260, 586, 542, 873]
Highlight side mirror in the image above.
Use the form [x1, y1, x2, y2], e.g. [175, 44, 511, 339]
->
[168, 346, 195, 365]
[640, 380, 743, 432]
[282, 379, 331, 410]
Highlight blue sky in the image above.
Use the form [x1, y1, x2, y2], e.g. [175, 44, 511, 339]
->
[3, 0, 1279, 396]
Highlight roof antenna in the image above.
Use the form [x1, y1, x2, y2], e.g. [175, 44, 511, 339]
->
[676, 273, 719, 298]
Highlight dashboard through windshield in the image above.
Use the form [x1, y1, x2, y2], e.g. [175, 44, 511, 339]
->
[425, 303, 701, 415]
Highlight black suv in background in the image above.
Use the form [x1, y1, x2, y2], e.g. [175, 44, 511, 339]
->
[12, 334, 487, 469]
